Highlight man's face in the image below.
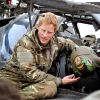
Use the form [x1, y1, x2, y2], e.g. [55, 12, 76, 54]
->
[38, 23, 55, 46]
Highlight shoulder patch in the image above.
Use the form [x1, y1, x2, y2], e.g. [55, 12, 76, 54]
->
[17, 46, 33, 63]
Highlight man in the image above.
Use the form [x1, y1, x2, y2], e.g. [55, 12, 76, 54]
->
[70, 46, 100, 93]
[0, 12, 80, 100]
[83, 35, 96, 47]
[70, 46, 100, 78]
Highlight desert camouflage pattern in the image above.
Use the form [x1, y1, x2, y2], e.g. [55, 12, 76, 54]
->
[0, 27, 77, 100]
[70, 46, 100, 67]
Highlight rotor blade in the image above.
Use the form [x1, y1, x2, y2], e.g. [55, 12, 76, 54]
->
[30, 0, 100, 14]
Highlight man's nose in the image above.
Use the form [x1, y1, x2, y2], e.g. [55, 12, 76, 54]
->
[43, 31, 48, 37]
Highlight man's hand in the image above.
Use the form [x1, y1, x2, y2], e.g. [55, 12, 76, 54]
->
[61, 74, 80, 85]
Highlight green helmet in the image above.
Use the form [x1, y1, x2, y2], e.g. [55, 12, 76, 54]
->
[70, 46, 98, 78]
[73, 56, 96, 78]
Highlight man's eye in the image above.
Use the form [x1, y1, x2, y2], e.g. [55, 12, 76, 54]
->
[48, 32, 52, 34]
[42, 29, 46, 32]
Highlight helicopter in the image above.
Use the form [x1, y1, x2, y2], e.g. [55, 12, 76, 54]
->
[0, 0, 100, 100]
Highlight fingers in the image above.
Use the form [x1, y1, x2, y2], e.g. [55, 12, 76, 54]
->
[67, 74, 75, 78]
[75, 77, 80, 80]
[71, 77, 80, 84]
[68, 74, 80, 79]
[67, 75, 80, 84]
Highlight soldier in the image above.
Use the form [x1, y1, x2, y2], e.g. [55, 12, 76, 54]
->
[83, 35, 96, 47]
[70, 46, 100, 93]
[70, 46, 100, 78]
[0, 12, 80, 100]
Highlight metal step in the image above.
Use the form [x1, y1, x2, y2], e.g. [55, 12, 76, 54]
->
[42, 88, 87, 100]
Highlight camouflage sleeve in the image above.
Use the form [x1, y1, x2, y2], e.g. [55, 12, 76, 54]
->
[57, 37, 78, 51]
[16, 46, 62, 86]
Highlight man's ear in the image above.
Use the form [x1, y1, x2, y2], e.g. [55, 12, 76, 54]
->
[35, 24, 39, 29]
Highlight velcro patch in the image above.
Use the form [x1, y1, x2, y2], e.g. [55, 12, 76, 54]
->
[17, 47, 33, 63]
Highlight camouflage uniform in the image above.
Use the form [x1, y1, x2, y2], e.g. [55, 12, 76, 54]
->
[69, 46, 100, 93]
[0, 27, 76, 100]
[71, 46, 100, 68]
[70, 46, 100, 77]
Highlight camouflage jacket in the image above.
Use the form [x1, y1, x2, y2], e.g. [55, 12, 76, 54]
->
[4, 27, 77, 86]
